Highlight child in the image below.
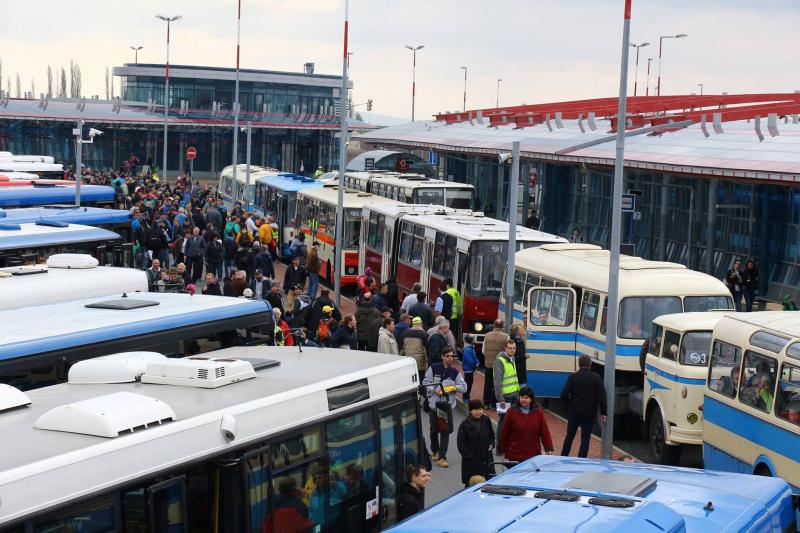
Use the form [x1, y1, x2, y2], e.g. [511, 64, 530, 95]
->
[461, 334, 478, 402]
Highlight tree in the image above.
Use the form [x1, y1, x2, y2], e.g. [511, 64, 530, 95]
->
[15, 73, 21, 98]
[70, 59, 81, 98]
[6, 79, 10, 98]
[47, 65, 53, 98]
[30, 78, 35, 98]
[105, 66, 110, 100]
[59, 67, 67, 98]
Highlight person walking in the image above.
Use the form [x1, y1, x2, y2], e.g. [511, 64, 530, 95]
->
[461, 334, 479, 402]
[377, 318, 400, 355]
[422, 347, 467, 468]
[330, 315, 358, 349]
[497, 387, 554, 462]
[283, 256, 307, 310]
[401, 317, 429, 382]
[184, 226, 206, 282]
[401, 283, 423, 314]
[456, 399, 495, 488]
[396, 464, 431, 522]
[725, 259, 744, 312]
[305, 242, 322, 300]
[560, 354, 607, 458]
[510, 324, 528, 387]
[742, 259, 759, 312]
[355, 292, 380, 351]
[482, 320, 507, 409]
[493, 338, 521, 442]
[426, 319, 451, 367]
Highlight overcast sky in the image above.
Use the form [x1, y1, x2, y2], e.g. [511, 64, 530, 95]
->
[0, 0, 797, 121]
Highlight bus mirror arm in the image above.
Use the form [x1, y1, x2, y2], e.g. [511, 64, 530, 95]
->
[220, 413, 237, 443]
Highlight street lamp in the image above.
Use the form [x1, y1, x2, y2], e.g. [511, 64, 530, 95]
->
[156, 14, 182, 183]
[645, 58, 654, 96]
[230, 0, 243, 207]
[347, 52, 353, 68]
[460, 66, 467, 112]
[129, 45, 143, 64]
[656, 33, 687, 96]
[496, 78, 502, 108]
[697, 83, 704, 95]
[405, 45, 424, 122]
[629, 42, 649, 96]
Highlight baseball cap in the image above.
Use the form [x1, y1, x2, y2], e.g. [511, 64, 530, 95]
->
[411, 317, 422, 325]
[322, 305, 334, 313]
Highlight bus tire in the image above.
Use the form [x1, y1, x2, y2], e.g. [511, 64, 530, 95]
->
[649, 409, 681, 465]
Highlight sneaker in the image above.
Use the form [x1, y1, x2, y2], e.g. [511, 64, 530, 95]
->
[437, 458, 449, 468]
[431, 453, 440, 461]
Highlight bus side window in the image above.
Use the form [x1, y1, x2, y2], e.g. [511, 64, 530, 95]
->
[530, 288, 574, 327]
[776, 362, 800, 426]
[579, 292, 600, 331]
[513, 270, 527, 306]
[708, 340, 742, 398]
[738, 351, 777, 413]
[662, 330, 680, 361]
[648, 325, 663, 356]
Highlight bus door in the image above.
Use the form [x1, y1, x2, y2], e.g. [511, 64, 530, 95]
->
[421, 238, 434, 295]
[526, 286, 577, 397]
[383, 224, 393, 280]
[147, 477, 188, 532]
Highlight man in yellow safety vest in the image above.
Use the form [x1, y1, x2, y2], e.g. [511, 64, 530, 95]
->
[493, 337, 520, 445]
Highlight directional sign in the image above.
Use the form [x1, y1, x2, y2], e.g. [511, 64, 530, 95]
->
[186, 147, 197, 160]
[621, 193, 635, 213]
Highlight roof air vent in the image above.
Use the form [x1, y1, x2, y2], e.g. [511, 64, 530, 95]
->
[46, 253, 99, 269]
[85, 298, 160, 310]
[0, 384, 32, 412]
[141, 357, 256, 388]
[35, 391, 176, 438]
[69, 352, 168, 384]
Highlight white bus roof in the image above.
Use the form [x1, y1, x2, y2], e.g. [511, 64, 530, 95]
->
[297, 185, 402, 208]
[515, 243, 729, 296]
[0, 346, 416, 524]
[0, 262, 148, 310]
[720, 311, 800, 339]
[346, 150, 401, 171]
[368, 173, 474, 190]
[653, 311, 732, 332]
[219, 164, 279, 184]
[398, 211, 568, 244]
[0, 222, 120, 251]
[365, 203, 460, 218]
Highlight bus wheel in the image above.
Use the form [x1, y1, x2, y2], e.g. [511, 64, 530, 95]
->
[649, 409, 681, 465]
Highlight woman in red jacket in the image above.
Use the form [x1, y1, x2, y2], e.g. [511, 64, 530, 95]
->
[498, 386, 554, 461]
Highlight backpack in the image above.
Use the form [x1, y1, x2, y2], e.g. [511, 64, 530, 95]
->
[317, 318, 333, 342]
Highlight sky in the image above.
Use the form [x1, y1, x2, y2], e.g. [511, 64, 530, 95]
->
[0, 0, 798, 122]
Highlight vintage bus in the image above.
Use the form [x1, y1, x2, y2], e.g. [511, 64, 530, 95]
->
[217, 164, 277, 210]
[704, 312, 800, 497]
[503, 244, 733, 416]
[296, 185, 401, 286]
[0, 346, 420, 531]
[343, 171, 475, 209]
[385, 210, 566, 343]
[254, 172, 323, 258]
[0, 222, 125, 268]
[0, 184, 116, 208]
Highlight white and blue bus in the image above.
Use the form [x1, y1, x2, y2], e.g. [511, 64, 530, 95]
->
[0, 222, 124, 268]
[0, 184, 116, 208]
[0, 346, 420, 531]
[0, 292, 273, 391]
[0, 205, 132, 241]
[218, 164, 277, 210]
[391, 455, 797, 532]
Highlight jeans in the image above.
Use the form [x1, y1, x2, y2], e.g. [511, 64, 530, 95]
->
[732, 291, 743, 312]
[428, 409, 450, 459]
[463, 371, 474, 402]
[744, 289, 756, 312]
[187, 255, 204, 282]
[208, 261, 223, 281]
[483, 367, 497, 408]
[308, 273, 320, 300]
[560, 414, 594, 458]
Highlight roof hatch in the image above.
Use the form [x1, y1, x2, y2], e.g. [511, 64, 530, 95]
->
[564, 471, 656, 497]
[35, 391, 176, 438]
[47, 253, 99, 269]
[141, 357, 256, 388]
[85, 297, 160, 310]
[0, 384, 31, 412]
[68, 352, 168, 384]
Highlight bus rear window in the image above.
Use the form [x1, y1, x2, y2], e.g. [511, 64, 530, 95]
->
[445, 189, 473, 210]
[618, 297, 681, 339]
[415, 188, 444, 205]
[684, 295, 733, 312]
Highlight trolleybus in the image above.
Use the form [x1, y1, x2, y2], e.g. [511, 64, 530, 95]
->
[0, 346, 421, 532]
[0, 184, 115, 208]
[218, 164, 276, 209]
[343, 171, 475, 209]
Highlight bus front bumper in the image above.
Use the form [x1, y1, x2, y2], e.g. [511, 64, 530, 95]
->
[668, 425, 703, 446]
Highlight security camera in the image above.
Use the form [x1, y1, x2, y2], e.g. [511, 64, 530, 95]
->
[88, 128, 104, 137]
[220, 413, 237, 443]
[498, 152, 512, 165]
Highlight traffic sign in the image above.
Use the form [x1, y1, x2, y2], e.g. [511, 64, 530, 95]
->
[186, 147, 197, 160]
[621, 193, 635, 212]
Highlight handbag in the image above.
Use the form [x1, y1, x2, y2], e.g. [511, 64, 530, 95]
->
[435, 400, 454, 434]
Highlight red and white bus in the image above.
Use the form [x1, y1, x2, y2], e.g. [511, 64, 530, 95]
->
[361, 206, 566, 344]
[343, 171, 475, 210]
[296, 184, 401, 287]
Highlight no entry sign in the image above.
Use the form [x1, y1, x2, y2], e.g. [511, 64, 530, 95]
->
[186, 147, 197, 160]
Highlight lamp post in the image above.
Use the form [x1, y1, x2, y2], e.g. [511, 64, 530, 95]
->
[156, 14, 182, 184]
[656, 33, 687, 96]
[334, 0, 350, 307]
[496, 78, 502, 108]
[645, 58, 653, 96]
[629, 42, 649, 96]
[460, 66, 467, 111]
[230, 0, 243, 207]
[129, 46, 143, 64]
[697, 83, 704, 95]
[405, 45, 424, 122]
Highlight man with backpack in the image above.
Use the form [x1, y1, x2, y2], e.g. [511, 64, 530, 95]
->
[315, 306, 338, 347]
[306, 289, 341, 337]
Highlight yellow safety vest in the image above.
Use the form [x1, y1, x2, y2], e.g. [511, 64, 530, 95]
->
[272, 228, 279, 242]
[500, 354, 520, 396]
[445, 287, 461, 320]
[274, 325, 285, 346]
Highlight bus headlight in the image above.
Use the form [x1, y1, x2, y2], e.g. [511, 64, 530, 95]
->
[473, 322, 484, 333]
[345, 266, 357, 275]
[687, 413, 698, 425]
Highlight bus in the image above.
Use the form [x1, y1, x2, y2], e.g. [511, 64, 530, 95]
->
[643, 311, 729, 464]
[343, 171, 475, 209]
[0, 184, 116, 208]
[254, 172, 324, 258]
[0, 253, 148, 310]
[390, 455, 797, 532]
[296, 184, 401, 286]
[218, 164, 277, 209]
[0, 346, 421, 531]
[0, 159, 64, 179]
[387, 210, 566, 343]
[0, 292, 273, 391]
[0, 222, 125, 268]
[704, 312, 800, 496]
[0, 205, 132, 241]
[503, 243, 733, 419]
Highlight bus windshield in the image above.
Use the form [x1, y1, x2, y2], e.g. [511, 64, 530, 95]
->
[680, 331, 712, 366]
[445, 189, 473, 210]
[618, 296, 682, 339]
[414, 188, 444, 205]
[469, 242, 506, 297]
[684, 295, 734, 312]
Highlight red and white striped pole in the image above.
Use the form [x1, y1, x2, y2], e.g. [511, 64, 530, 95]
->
[231, 0, 242, 203]
[334, 0, 349, 306]
[602, 0, 633, 460]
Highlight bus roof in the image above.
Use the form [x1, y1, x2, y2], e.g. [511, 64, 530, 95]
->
[0, 347, 417, 524]
[346, 150, 402, 171]
[0, 185, 115, 207]
[366, 173, 475, 190]
[297, 185, 402, 208]
[721, 311, 800, 338]
[0, 222, 120, 251]
[0, 292, 270, 360]
[653, 311, 732, 332]
[399, 211, 567, 243]
[392, 455, 795, 532]
[514, 243, 729, 296]
[219, 164, 278, 183]
[365, 203, 459, 218]
[0, 263, 148, 310]
[255, 172, 325, 192]
[0, 206, 131, 225]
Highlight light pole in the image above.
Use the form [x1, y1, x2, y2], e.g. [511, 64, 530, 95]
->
[156, 14, 182, 183]
[656, 33, 687, 96]
[645, 58, 653, 96]
[72, 121, 101, 206]
[129, 46, 143, 64]
[460, 66, 468, 111]
[697, 83, 704, 95]
[405, 45, 424, 122]
[629, 42, 649, 96]
[230, 0, 243, 207]
[334, 0, 350, 307]
[496, 78, 502, 108]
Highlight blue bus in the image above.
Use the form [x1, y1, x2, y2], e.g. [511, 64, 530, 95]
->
[0, 222, 124, 268]
[255, 172, 324, 258]
[0, 206, 131, 240]
[0, 184, 116, 208]
[0, 291, 273, 391]
[391, 455, 797, 532]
